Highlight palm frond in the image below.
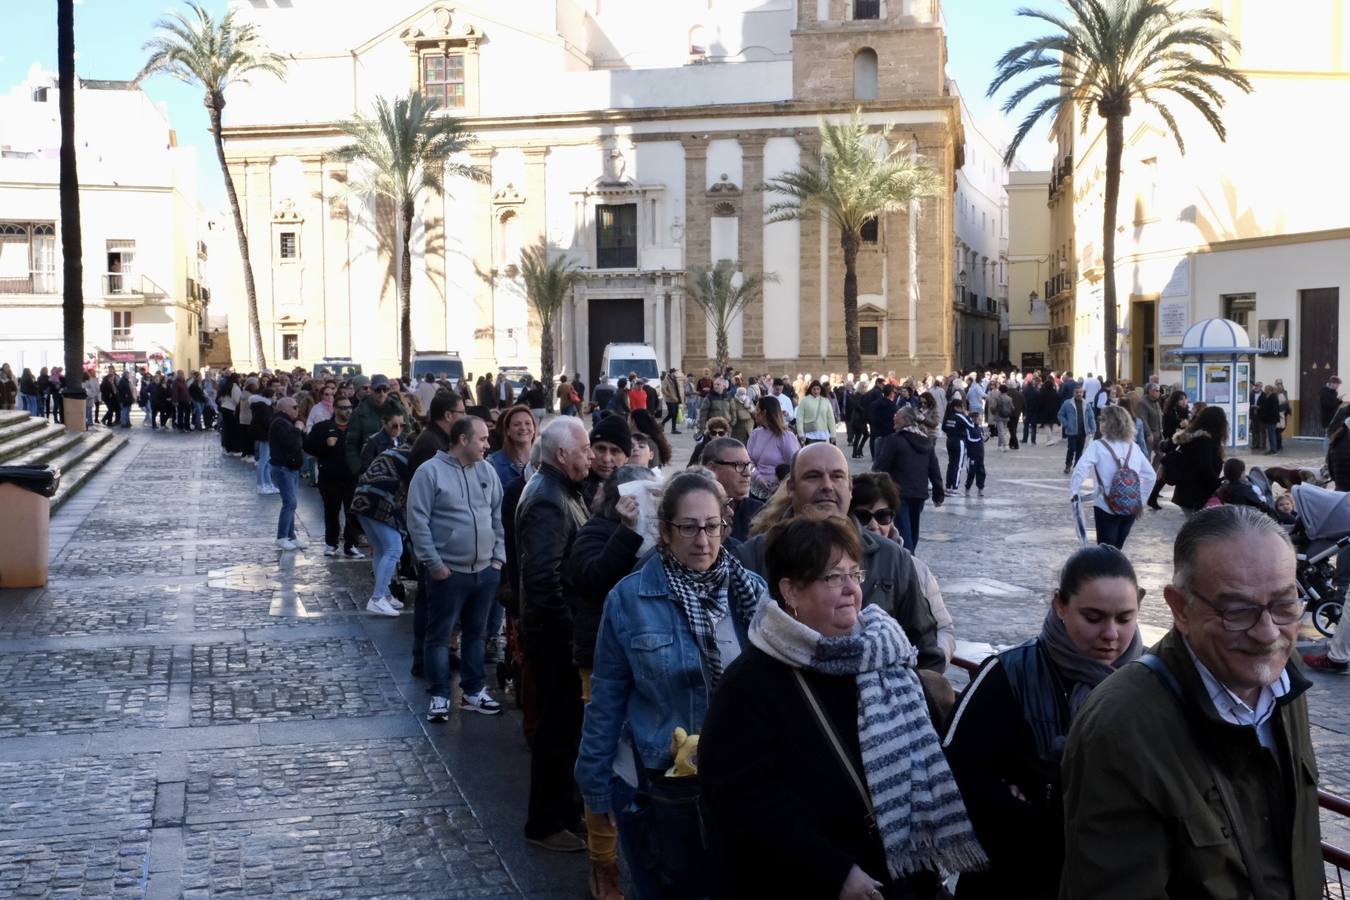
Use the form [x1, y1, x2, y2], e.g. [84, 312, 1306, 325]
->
[687, 260, 777, 336]
[136, 2, 286, 95]
[519, 239, 585, 330]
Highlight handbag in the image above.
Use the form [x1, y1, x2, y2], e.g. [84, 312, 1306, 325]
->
[625, 759, 711, 896]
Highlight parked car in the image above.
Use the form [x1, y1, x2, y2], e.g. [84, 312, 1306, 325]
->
[600, 342, 661, 382]
[411, 351, 465, 389]
[312, 358, 362, 379]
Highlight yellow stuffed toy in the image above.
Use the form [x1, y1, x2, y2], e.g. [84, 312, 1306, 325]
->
[665, 726, 700, 778]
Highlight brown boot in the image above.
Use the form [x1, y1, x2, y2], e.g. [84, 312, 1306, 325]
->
[589, 858, 625, 900]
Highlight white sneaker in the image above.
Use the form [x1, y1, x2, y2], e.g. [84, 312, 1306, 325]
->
[276, 538, 298, 551]
[427, 696, 451, 722]
[265, 486, 280, 495]
[459, 689, 503, 716]
[324, 545, 339, 557]
[342, 547, 365, 560]
[365, 596, 399, 617]
[291, 535, 308, 549]
[385, 595, 404, 610]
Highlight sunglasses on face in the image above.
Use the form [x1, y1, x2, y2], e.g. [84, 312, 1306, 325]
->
[708, 429, 728, 437]
[853, 508, 894, 527]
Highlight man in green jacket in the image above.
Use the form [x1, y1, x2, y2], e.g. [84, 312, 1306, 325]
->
[346, 374, 406, 476]
[1062, 505, 1321, 899]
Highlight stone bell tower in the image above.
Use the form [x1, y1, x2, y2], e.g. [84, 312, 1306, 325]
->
[792, 0, 949, 103]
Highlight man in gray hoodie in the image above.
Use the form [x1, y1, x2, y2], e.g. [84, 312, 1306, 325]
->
[406, 415, 506, 721]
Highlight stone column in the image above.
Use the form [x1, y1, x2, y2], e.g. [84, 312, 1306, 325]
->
[739, 135, 767, 363]
[680, 137, 710, 368]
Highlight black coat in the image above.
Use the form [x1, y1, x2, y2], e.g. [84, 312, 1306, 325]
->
[304, 419, 355, 486]
[1170, 432, 1223, 510]
[565, 515, 644, 670]
[267, 413, 304, 470]
[1329, 430, 1350, 491]
[248, 399, 273, 442]
[1036, 387, 1060, 425]
[1321, 385, 1342, 427]
[873, 429, 944, 503]
[515, 464, 590, 649]
[701, 647, 941, 900]
[1256, 392, 1281, 426]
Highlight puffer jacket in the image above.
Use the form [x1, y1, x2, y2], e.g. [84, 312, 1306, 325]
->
[1169, 429, 1222, 511]
[873, 427, 945, 503]
[1061, 629, 1320, 900]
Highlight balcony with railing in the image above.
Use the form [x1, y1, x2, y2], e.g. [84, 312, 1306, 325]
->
[103, 273, 168, 299]
[111, 332, 134, 351]
[1049, 324, 1071, 345]
[0, 270, 58, 295]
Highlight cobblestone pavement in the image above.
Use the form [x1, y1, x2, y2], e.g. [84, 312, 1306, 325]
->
[4, 422, 1350, 897]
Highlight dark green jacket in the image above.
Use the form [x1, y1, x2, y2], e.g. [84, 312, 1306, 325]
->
[345, 394, 405, 476]
[1061, 629, 1321, 900]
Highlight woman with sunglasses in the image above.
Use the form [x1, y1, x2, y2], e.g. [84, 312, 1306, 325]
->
[941, 545, 1142, 899]
[576, 469, 766, 898]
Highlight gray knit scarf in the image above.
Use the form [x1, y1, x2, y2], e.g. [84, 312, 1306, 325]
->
[662, 548, 763, 688]
[1038, 606, 1142, 716]
[750, 600, 987, 879]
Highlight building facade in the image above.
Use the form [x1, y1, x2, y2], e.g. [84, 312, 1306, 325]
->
[1048, 0, 1350, 430]
[1005, 169, 1050, 370]
[950, 86, 1007, 371]
[0, 67, 208, 374]
[215, 0, 963, 386]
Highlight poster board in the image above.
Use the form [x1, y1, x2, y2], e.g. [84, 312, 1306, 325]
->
[1204, 364, 1231, 404]
[1183, 364, 1200, 403]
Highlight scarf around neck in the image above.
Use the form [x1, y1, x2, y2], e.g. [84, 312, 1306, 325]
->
[749, 600, 986, 879]
[661, 548, 762, 688]
[1038, 606, 1142, 716]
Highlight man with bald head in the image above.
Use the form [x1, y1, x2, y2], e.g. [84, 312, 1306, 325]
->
[1062, 505, 1320, 898]
[268, 395, 308, 551]
[732, 441, 944, 671]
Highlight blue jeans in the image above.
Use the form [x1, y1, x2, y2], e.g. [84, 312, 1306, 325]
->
[272, 465, 299, 540]
[1022, 417, 1036, 444]
[897, 497, 925, 553]
[1093, 506, 1136, 549]
[357, 516, 403, 603]
[192, 401, 204, 430]
[424, 567, 500, 698]
[142, 403, 153, 425]
[256, 441, 274, 489]
[1267, 424, 1281, 452]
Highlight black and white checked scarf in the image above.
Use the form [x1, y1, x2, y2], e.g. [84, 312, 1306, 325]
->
[661, 548, 763, 688]
[750, 600, 987, 879]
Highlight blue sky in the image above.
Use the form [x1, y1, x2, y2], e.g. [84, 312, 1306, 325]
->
[0, 0, 1053, 209]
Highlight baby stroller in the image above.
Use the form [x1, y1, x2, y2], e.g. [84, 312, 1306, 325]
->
[1290, 483, 1350, 636]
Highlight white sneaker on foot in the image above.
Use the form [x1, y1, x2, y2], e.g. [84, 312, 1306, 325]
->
[427, 696, 451, 722]
[365, 596, 399, 617]
[291, 535, 308, 549]
[276, 538, 298, 550]
[385, 595, 404, 610]
[324, 545, 339, 557]
[460, 689, 503, 716]
[342, 547, 366, 560]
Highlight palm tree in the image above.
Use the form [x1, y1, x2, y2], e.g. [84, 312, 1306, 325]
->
[763, 110, 940, 376]
[686, 260, 776, 373]
[57, 0, 84, 426]
[330, 92, 484, 379]
[989, 0, 1251, 381]
[137, 2, 286, 369]
[519, 239, 585, 412]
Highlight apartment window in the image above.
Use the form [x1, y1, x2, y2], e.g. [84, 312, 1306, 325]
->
[853, 48, 879, 101]
[278, 231, 298, 260]
[596, 203, 637, 269]
[1224, 293, 1256, 336]
[282, 334, 299, 361]
[860, 326, 880, 356]
[112, 310, 133, 350]
[854, 0, 881, 19]
[0, 222, 57, 294]
[422, 53, 465, 110]
[860, 216, 879, 244]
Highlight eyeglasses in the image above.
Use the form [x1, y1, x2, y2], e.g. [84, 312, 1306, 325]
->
[709, 459, 754, 474]
[853, 508, 894, 527]
[666, 520, 728, 539]
[387, 422, 404, 430]
[1183, 587, 1303, 632]
[708, 430, 728, 437]
[818, 569, 866, 589]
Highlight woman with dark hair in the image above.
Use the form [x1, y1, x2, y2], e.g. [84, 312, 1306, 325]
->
[747, 395, 800, 487]
[488, 404, 536, 492]
[576, 469, 765, 898]
[942, 545, 1141, 900]
[1169, 405, 1228, 516]
[1147, 390, 1193, 509]
[702, 516, 984, 900]
[796, 378, 837, 445]
[630, 408, 672, 467]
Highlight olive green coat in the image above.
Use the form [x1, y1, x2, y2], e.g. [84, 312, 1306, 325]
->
[1060, 628, 1321, 900]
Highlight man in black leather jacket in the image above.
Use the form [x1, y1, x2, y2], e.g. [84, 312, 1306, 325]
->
[515, 416, 594, 853]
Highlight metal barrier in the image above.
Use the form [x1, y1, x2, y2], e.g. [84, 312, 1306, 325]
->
[948, 656, 1350, 892]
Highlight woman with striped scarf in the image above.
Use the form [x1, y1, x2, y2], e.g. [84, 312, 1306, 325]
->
[701, 516, 986, 899]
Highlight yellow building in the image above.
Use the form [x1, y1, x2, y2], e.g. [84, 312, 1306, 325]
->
[1050, 0, 1350, 431]
[1005, 169, 1050, 370]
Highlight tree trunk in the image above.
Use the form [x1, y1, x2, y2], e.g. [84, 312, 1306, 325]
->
[400, 200, 414, 381]
[715, 326, 729, 373]
[841, 230, 862, 377]
[57, 0, 84, 392]
[208, 99, 266, 369]
[1102, 112, 1124, 383]
[540, 315, 555, 413]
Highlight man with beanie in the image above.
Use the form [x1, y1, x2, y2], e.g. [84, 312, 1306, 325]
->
[583, 413, 631, 507]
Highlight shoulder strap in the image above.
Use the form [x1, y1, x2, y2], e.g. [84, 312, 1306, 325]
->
[1134, 654, 1272, 900]
[791, 669, 877, 827]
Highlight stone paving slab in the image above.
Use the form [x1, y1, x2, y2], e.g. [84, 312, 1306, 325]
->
[0, 754, 157, 835]
[0, 829, 151, 899]
[0, 644, 173, 736]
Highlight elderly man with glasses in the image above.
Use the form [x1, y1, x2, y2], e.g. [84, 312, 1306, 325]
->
[1061, 505, 1321, 899]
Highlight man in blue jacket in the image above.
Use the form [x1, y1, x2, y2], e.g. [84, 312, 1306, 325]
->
[1057, 385, 1097, 474]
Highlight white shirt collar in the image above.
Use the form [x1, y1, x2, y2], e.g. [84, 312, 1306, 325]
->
[1182, 637, 1289, 748]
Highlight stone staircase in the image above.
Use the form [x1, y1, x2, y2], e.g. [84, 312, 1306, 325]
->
[0, 410, 127, 510]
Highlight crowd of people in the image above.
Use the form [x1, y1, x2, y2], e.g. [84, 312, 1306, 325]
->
[2, 354, 1337, 899]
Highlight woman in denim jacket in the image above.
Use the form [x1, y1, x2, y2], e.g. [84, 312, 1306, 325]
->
[575, 469, 766, 899]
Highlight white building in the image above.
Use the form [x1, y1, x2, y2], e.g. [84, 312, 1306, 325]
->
[0, 66, 209, 374]
[950, 84, 1008, 370]
[217, 0, 965, 385]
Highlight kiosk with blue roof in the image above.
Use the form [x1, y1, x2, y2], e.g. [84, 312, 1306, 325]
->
[1169, 317, 1265, 449]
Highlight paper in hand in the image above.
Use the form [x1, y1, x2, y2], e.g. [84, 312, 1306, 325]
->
[619, 479, 663, 555]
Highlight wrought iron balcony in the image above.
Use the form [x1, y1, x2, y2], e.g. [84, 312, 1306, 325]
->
[0, 271, 58, 295]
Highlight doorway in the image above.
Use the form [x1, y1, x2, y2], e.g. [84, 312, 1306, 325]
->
[587, 297, 645, 389]
[1299, 288, 1339, 436]
[1131, 300, 1157, 385]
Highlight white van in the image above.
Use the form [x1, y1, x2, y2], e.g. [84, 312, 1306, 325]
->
[600, 343, 661, 383]
[411, 351, 465, 389]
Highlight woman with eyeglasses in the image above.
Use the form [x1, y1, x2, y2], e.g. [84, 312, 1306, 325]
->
[576, 469, 766, 898]
[941, 545, 1142, 899]
[701, 516, 984, 900]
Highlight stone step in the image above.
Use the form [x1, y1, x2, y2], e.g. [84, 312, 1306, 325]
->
[8, 430, 85, 467]
[0, 419, 65, 465]
[49, 430, 126, 512]
[0, 409, 31, 427]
